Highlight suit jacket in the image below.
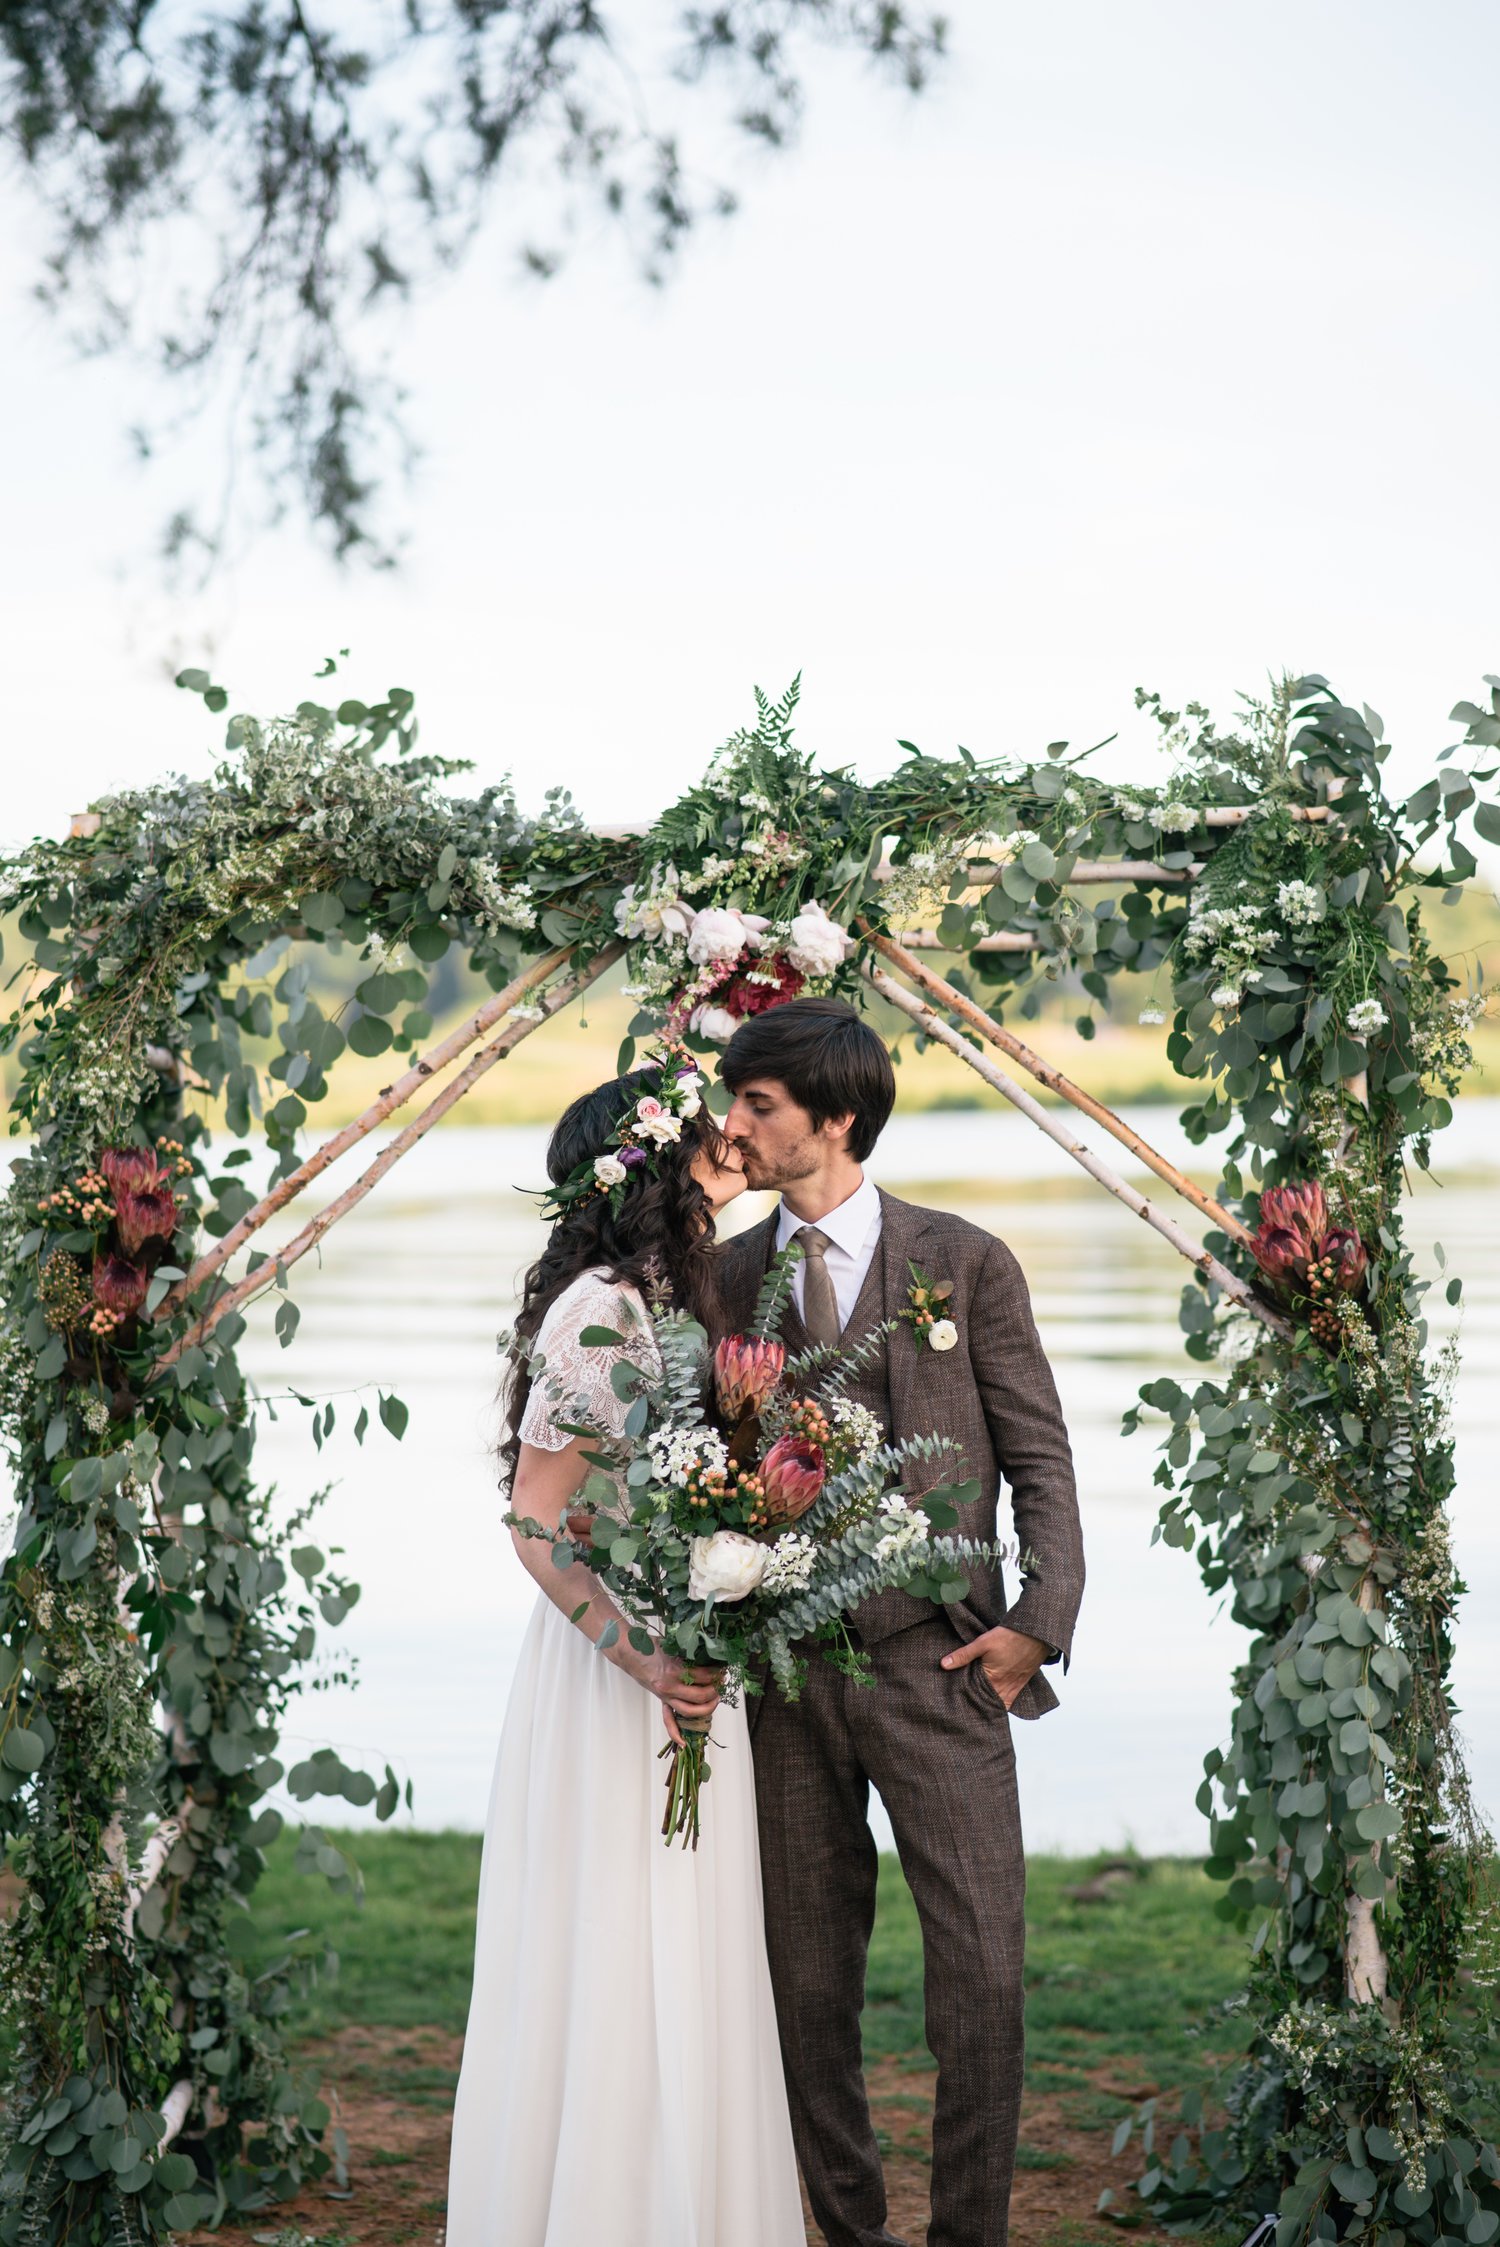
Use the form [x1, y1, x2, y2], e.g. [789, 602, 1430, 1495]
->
[718, 1188, 1084, 1720]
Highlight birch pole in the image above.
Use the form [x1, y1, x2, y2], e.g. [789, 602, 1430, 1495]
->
[155, 945, 621, 1369]
[157, 942, 577, 1318]
[867, 964, 1289, 1335]
[864, 927, 1251, 1245]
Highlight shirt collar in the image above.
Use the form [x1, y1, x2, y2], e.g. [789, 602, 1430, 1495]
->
[776, 1173, 881, 1262]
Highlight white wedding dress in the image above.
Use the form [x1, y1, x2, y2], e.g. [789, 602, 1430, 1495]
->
[446, 1270, 806, 2247]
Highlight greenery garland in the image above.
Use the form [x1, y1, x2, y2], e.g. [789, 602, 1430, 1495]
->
[0, 667, 1494, 2240]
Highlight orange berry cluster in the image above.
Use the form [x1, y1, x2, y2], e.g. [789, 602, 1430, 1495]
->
[682, 1461, 730, 1513]
[731, 1465, 770, 1531]
[784, 1398, 831, 1447]
[155, 1136, 193, 1178]
[38, 1169, 115, 1227]
[85, 1304, 124, 1340]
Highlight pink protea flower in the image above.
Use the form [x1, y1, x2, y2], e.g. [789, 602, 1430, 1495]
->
[1257, 1181, 1328, 1242]
[92, 1252, 149, 1316]
[759, 1433, 825, 1524]
[713, 1335, 786, 1424]
[115, 1187, 178, 1256]
[100, 1145, 166, 1198]
[1251, 1225, 1309, 1285]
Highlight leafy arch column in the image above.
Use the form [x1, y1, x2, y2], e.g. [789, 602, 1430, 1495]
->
[0, 668, 1495, 2246]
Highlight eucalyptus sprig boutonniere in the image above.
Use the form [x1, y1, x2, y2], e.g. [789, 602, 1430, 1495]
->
[902, 1261, 958, 1352]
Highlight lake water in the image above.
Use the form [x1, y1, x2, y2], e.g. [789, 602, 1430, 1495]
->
[7, 1103, 1499, 1856]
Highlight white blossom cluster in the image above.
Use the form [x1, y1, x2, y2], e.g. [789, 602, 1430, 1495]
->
[467, 860, 537, 932]
[648, 1425, 729, 1490]
[761, 1531, 818, 1594]
[829, 1396, 884, 1461]
[881, 845, 965, 925]
[1182, 888, 1275, 1009]
[1346, 997, 1389, 1038]
[871, 1491, 927, 1564]
[1276, 878, 1326, 927]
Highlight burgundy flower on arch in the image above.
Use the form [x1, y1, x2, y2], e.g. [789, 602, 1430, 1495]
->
[115, 1187, 178, 1255]
[100, 1144, 167, 1198]
[92, 1253, 149, 1316]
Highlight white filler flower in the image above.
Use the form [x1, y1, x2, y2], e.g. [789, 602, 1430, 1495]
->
[1347, 998, 1389, 1037]
[928, 1318, 959, 1352]
[688, 1530, 769, 1603]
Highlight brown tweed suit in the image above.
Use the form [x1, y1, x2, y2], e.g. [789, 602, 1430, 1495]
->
[719, 1190, 1084, 2247]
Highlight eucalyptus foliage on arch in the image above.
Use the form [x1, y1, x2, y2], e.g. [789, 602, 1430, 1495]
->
[0, 666, 1496, 2244]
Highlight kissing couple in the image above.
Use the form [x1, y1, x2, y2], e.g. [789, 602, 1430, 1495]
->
[446, 998, 1085, 2247]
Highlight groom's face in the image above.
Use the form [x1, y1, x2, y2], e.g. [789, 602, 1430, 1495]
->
[723, 1076, 854, 1190]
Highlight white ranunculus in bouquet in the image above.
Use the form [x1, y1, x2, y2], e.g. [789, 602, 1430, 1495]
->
[506, 1250, 1016, 1848]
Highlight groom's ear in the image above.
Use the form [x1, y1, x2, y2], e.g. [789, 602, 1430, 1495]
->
[819, 1109, 858, 1149]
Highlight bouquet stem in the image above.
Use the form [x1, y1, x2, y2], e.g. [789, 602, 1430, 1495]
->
[659, 1722, 713, 1850]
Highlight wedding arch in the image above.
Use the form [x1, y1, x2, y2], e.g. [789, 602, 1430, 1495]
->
[0, 668, 1496, 2243]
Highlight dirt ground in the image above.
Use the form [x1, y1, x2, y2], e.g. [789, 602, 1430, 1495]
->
[186, 2024, 1166, 2247]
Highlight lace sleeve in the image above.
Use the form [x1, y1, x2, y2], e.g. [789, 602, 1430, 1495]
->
[518, 1273, 660, 1452]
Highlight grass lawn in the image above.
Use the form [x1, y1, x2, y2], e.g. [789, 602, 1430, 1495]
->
[219, 1830, 1256, 2247]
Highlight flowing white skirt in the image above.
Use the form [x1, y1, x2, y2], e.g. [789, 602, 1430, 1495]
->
[446, 1594, 806, 2246]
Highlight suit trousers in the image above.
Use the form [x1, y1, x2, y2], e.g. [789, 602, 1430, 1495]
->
[750, 1616, 1027, 2247]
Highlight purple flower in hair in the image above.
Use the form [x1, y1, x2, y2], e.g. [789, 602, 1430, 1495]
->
[619, 1145, 649, 1169]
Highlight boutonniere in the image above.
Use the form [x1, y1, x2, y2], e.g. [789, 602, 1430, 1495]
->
[902, 1262, 958, 1352]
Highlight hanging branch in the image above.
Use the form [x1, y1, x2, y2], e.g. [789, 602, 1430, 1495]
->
[157, 943, 576, 1318]
[155, 944, 622, 1369]
[866, 964, 1288, 1335]
[865, 928, 1251, 1246]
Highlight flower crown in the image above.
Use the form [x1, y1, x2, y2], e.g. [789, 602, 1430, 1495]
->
[541, 1040, 708, 1224]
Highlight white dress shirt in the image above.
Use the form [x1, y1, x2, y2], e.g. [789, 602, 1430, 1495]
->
[775, 1174, 884, 1335]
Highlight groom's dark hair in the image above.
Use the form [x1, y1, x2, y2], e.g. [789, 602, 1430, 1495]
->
[720, 998, 895, 1161]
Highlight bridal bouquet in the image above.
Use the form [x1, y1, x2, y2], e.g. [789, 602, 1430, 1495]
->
[507, 1252, 1008, 1846]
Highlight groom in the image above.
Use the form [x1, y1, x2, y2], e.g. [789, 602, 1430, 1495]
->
[718, 997, 1085, 2247]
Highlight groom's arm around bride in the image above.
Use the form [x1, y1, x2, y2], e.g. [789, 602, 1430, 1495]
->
[716, 997, 1084, 2247]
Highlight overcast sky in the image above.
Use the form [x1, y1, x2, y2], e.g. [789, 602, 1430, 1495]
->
[4, 0, 1499, 848]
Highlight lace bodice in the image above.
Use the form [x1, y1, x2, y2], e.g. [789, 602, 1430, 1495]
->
[518, 1270, 661, 1452]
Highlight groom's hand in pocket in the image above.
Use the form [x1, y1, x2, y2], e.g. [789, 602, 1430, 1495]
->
[940, 1624, 1049, 1710]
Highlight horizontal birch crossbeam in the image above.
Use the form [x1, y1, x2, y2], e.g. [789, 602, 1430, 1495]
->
[864, 927, 1251, 1246]
[154, 945, 622, 1369]
[866, 963, 1288, 1335]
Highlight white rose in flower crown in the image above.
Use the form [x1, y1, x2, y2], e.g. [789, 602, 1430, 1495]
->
[784, 901, 854, 979]
[593, 1153, 628, 1187]
[690, 1004, 740, 1045]
[633, 1097, 683, 1145]
[686, 906, 768, 965]
[688, 1529, 769, 1603]
[928, 1319, 959, 1352]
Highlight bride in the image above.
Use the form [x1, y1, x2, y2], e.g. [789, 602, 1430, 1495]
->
[445, 1060, 806, 2246]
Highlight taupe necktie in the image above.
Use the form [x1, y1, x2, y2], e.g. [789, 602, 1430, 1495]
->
[795, 1224, 842, 1347]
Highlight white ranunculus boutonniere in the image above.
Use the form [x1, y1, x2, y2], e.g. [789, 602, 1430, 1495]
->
[901, 1261, 957, 1352]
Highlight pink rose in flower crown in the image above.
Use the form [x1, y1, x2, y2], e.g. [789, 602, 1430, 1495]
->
[632, 1096, 683, 1147]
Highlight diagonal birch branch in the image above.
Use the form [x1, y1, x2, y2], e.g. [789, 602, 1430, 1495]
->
[154, 944, 623, 1370]
[863, 926, 1250, 1245]
[158, 944, 579, 1318]
[866, 965, 1288, 1335]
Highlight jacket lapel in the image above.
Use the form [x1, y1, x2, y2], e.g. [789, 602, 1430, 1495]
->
[878, 1190, 934, 1442]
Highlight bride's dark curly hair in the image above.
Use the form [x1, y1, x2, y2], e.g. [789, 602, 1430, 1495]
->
[499, 1068, 729, 1486]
